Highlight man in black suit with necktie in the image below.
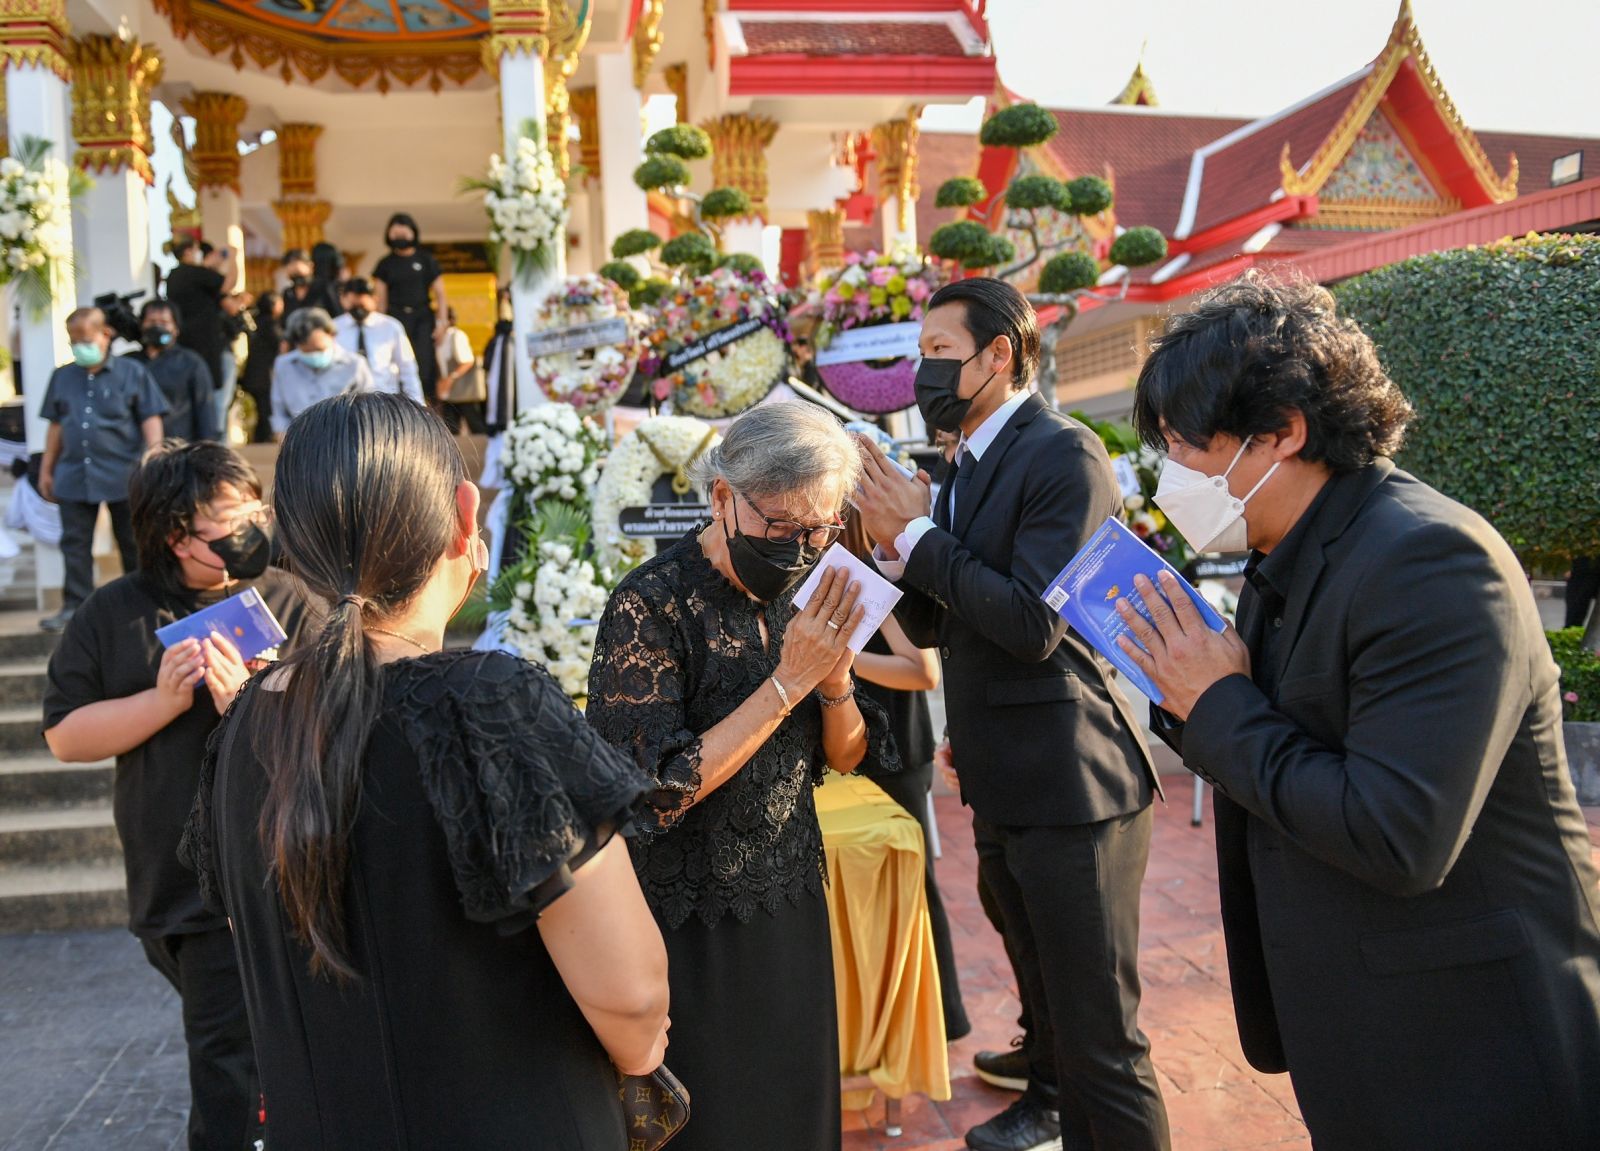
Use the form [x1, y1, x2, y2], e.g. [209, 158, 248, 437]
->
[1124, 274, 1600, 1149]
[856, 278, 1170, 1151]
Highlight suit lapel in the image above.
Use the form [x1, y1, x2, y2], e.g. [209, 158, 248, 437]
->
[952, 393, 1042, 539]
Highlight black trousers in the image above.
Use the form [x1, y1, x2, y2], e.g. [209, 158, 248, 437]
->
[867, 762, 971, 1038]
[1567, 556, 1599, 629]
[973, 811, 1170, 1150]
[141, 927, 264, 1150]
[433, 399, 487, 437]
[58, 499, 135, 609]
[394, 305, 437, 394]
[978, 853, 1038, 1055]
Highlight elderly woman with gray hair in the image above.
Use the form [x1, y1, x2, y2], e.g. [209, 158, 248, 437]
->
[268, 307, 376, 439]
[587, 401, 899, 1151]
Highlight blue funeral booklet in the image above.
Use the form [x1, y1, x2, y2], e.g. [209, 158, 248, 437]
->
[155, 586, 288, 663]
[1041, 517, 1226, 705]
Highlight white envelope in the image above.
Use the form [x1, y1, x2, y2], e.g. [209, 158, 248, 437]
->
[792, 544, 904, 653]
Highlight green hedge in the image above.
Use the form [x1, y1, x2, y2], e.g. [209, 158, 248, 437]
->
[1549, 628, 1600, 722]
[1335, 234, 1600, 567]
[935, 177, 987, 208]
[1039, 251, 1099, 294]
[980, 103, 1058, 149]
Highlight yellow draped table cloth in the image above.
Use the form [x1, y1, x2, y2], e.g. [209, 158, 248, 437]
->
[816, 771, 952, 1111]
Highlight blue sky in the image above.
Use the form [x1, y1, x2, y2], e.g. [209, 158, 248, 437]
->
[925, 0, 1598, 138]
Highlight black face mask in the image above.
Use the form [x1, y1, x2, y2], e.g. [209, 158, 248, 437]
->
[722, 511, 820, 603]
[288, 273, 309, 289]
[141, 326, 173, 350]
[349, 304, 370, 324]
[388, 235, 414, 251]
[914, 350, 999, 434]
[204, 521, 273, 580]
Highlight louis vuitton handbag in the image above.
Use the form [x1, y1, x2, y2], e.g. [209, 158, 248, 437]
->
[618, 1065, 690, 1149]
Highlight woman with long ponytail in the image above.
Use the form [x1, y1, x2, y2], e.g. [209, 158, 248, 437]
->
[183, 392, 670, 1148]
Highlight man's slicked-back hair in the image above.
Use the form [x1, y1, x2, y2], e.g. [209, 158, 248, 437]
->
[926, 277, 1041, 388]
[1132, 271, 1413, 473]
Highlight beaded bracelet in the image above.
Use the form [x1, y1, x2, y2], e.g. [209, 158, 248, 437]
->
[818, 682, 857, 709]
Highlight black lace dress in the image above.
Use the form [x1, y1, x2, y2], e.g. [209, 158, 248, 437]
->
[182, 649, 650, 1150]
[586, 532, 899, 1151]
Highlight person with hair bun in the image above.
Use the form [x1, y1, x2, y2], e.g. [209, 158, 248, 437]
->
[587, 400, 901, 1151]
[184, 391, 670, 1148]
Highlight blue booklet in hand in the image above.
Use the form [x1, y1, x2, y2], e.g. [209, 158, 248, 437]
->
[155, 587, 288, 663]
[1041, 517, 1226, 705]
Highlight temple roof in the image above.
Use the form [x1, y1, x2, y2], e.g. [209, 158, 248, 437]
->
[740, 20, 969, 58]
[1111, 59, 1158, 107]
[201, 0, 489, 43]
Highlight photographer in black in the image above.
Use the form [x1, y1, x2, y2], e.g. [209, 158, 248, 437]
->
[43, 440, 312, 1150]
[167, 238, 238, 391]
[122, 300, 219, 443]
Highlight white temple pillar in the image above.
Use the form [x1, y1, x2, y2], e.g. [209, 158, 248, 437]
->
[596, 49, 648, 254]
[498, 45, 553, 411]
[721, 219, 766, 259]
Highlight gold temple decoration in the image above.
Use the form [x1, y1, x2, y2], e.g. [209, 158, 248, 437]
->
[181, 91, 248, 194]
[569, 85, 599, 181]
[484, 0, 550, 73]
[632, 0, 665, 89]
[0, 0, 70, 82]
[341, 251, 364, 278]
[154, 0, 482, 93]
[276, 123, 322, 197]
[543, 0, 592, 183]
[701, 113, 779, 219]
[872, 113, 922, 233]
[664, 62, 688, 123]
[244, 255, 276, 296]
[165, 177, 201, 236]
[704, 0, 719, 70]
[806, 208, 846, 274]
[1280, 0, 1516, 202]
[1112, 56, 1158, 107]
[67, 35, 163, 184]
[1305, 195, 1462, 231]
[0, 83, 7, 158]
[273, 198, 332, 254]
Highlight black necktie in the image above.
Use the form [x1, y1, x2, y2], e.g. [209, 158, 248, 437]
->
[356, 323, 368, 362]
[938, 448, 976, 531]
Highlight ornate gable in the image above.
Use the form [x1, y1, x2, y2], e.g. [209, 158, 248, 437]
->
[1306, 106, 1460, 229]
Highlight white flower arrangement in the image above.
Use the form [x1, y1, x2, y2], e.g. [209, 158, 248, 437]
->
[501, 538, 612, 699]
[463, 122, 566, 284]
[531, 275, 646, 417]
[0, 140, 85, 316]
[593, 415, 721, 572]
[671, 326, 789, 419]
[500, 404, 607, 505]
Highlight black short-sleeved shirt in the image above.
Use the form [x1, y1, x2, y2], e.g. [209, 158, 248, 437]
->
[372, 249, 442, 314]
[42, 569, 311, 939]
[281, 278, 342, 323]
[121, 346, 218, 443]
[166, 264, 226, 363]
[39, 358, 168, 505]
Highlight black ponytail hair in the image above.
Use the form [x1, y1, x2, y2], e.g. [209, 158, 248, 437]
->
[258, 391, 465, 980]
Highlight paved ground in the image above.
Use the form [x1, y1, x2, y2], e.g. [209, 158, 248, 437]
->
[4, 792, 1597, 1151]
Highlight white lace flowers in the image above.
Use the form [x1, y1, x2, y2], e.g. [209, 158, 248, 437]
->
[500, 404, 606, 503]
[0, 142, 80, 314]
[502, 539, 611, 699]
[468, 127, 567, 283]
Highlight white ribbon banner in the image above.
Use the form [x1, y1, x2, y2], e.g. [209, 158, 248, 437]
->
[814, 321, 922, 367]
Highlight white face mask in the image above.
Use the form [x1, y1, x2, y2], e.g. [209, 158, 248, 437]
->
[1153, 438, 1279, 553]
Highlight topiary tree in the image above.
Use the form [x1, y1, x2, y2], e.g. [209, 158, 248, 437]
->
[929, 102, 1170, 395]
[599, 125, 752, 290]
[1335, 233, 1600, 642]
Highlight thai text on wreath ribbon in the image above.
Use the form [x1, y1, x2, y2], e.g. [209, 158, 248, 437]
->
[658, 316, 769, 374]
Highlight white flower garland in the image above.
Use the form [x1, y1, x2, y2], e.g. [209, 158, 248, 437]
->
[500, 404, 606, 505]
[0, 146, 76, 311]
[593, 416, 722, 571]
[502, 539, 612, 698]
[531, 275, 645, 417]
[478, 132, 567, 281]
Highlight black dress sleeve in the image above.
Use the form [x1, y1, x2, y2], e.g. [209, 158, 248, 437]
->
[389, 650, 651, 930]
[178, 674, 259, 917]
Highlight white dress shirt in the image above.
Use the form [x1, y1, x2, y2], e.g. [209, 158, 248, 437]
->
[875, 387, 1034, 581]
[333, 311, 424, 405]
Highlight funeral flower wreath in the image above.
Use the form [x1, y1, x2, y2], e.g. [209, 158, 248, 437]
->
[593, 415, 722, 572]
[531, 275, 647, 416]
[642, 267, 791, 418]
[499, 403, 607, 504]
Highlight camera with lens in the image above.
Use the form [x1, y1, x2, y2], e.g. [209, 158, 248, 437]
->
[93, 289, 146, 345]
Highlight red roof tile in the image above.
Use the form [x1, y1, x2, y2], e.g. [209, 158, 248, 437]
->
[1185, 72, 1367, 237]
[741, 20, 967, 58]
[1476, 130, 1598, 195]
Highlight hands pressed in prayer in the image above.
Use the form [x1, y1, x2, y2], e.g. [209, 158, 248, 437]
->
[852, 435, 933, 558]
[1115, 570, 1251, 721]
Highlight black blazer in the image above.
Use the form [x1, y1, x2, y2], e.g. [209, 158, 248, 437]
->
[1156, 460, 1600, 1150]
[892, 392, 1158, 827]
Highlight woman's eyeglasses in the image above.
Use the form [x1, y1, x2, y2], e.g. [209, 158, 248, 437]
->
[734, 490, 844, 550]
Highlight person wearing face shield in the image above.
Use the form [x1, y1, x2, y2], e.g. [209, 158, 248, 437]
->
[122, 299, 218, 443]
[1126, 273, 1600, 1150]
[42, 440, 314, 1150]
[37, 307, 169, 633]
[854, 278, 1170, 1151]
[586, 402, 901, 1151]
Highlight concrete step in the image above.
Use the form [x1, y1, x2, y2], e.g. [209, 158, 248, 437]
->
[0, 660, 49, 707]
[0, 861, 126, 934]
[0, 755, 113, 807]
[0, 803, 122, 866]
[0, 705, 43, 755]
[0, 628, 58, 664]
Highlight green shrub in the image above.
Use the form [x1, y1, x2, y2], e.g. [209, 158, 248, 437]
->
[1066, 175, 1113, 217]
[715, 252, 765, 275]
[633, 154, 691, 192]
[660, 232, 717, 269]
[980, 104, 1058, 149]
[935, 177, 987, 208]
[1549, 628, 1600, 722]
[1109, 225, 1168, 268]
[645, 124, 711, 159]
[1039, 251, 1100, 294]
[611, 228, 662, 259]
[1335, 234, 1600, 567]
[599, 261, 643, 292]
[632, 277, 673, 308]
[929, 220, 994, 264]
[1006, 174, 1070, 213]
[700, 187, 752, 220]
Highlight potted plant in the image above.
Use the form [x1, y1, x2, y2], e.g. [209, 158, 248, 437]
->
[1549, 628, 1600, 803]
